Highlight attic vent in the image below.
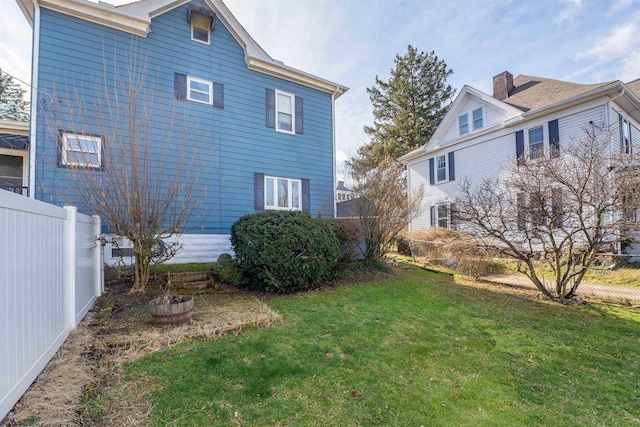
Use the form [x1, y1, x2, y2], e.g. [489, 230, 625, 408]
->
[187, 6, 216, 30]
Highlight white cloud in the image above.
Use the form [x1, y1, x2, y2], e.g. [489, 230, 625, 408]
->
[576, 22, 640, 61]
[607, 0, 633, 16]
[0, 0, 32, 92]
[555, 0, 583, 25]
[573, 18, 640, 82]
[620, 51, 640, 82]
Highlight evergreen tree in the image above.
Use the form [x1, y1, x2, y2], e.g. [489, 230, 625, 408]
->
[357, 45, 454, 168]
[0, 70, 30, 122]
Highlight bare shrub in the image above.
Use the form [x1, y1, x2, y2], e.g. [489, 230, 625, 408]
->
[409, 228, 500, 279]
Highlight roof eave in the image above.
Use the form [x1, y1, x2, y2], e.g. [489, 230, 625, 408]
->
[247, 57, 348, 98]
[17, 0, 150, 35]
[15, 0, 34, 26]
[0, 120, 30, 135]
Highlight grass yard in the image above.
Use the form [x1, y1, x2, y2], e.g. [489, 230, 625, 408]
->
[114, 266, 639, 426]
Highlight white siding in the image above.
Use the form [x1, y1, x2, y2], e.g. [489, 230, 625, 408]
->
[440, 96, 512, 146]
[103, 233, 233, 266]
[408, 158, 431, 230]
[557, 105, 606, 151]
[408, 101, 612, 232]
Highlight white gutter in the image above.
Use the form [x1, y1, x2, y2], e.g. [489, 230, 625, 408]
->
[332, 87, 338, 218]
[504, 82, 624, 127]
[28, 1, 40, 199]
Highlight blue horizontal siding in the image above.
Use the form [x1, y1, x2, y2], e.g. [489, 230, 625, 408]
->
[35, 3, 335, 234]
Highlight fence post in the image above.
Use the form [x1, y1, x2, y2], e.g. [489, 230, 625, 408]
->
[64, 206, 77, 329]
[93, 215, 103, 295]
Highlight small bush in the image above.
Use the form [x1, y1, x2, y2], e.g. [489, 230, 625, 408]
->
[214, 253, 242, 285]
[408, 228, 501, 279]
[231, 211, 340, 293]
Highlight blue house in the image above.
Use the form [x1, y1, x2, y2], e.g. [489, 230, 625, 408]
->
[16, 0, 348, 263]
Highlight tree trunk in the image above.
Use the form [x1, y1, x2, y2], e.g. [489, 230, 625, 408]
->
[129, 253, 151, 294]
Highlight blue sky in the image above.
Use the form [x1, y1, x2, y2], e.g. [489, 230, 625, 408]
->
[1, 0, 639, 165]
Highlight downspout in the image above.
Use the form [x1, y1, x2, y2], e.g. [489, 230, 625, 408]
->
[28, 1, 41, 199]
[606, 86, 626, 253]
[332, 87, 338, 218]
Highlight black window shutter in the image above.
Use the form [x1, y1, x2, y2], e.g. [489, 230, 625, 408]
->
[515, 130, 525, 165]
[630, 122, 633, 153]
[429, 158, 435, 185]
[266, 89, 275, 128]
[448, 152, 455, 181]
[548, 119, 559, 158]
[213, 82, 224, 109]
[57, 130, 63, 167]
[619, 113, 624, 152]
[301, 178, 310, 213]
[254, 172, 265, 211]
[174, 73, 187, 100]
[430, 205, 436, 227]
[295, 96, 304, 134]
[449, 203, 457, 230]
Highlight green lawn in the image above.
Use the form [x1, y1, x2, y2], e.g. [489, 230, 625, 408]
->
[124, 266, 640, 426]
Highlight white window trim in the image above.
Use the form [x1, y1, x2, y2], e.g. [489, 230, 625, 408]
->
[275, 89, 295, 135]
[472, 106, 484, 131]
[436, 154, 448, 183]
[187, 76, 213, 105]
[458, 106, 485, 137]
[458, 113, 469, 136]
[191, 13, 210, 45]
[526, 124, 546, 160]
[61, 132, 102, 168]
[0, 147, 28, 189]
[622, 118, 632, 154]
[265, 175, 302, 211]
[436, 203, 451, 229]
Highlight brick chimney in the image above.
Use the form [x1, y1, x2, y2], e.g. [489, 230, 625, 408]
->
[338, 180, 344, 186]
[493, 71, 514, 100]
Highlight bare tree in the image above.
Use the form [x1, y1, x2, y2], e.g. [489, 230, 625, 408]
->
[45, 41, 207, 293]
[343, 155, 424, 262]
[455, 125, 640, 298]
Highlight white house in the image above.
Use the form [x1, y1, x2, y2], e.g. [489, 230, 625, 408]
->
[400, 71, 640, 255]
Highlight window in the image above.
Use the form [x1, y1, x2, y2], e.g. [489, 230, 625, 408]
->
[437, 204, 450, 228]
[60, 132, 101, 168]
[191, 12, 210, 44]
[622, 118, 632, 154]
[436, 155, 447, 182]
[472, 108, 483, 131]
[275, 90, 294, 134]
[265, 176, 301, 210]
[187, 76, 213, 105]
[458, 114, 469, 135]
[528, 126, 544, 160]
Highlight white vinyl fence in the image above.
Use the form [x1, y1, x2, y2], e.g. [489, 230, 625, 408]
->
[0, 190, 102, 420]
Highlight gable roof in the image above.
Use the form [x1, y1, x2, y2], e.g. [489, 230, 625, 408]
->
[503, 75, 613, 112]
[15, 0, 348, 98]
[399, 85, 522, 161]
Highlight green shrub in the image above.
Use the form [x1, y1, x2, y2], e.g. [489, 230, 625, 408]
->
[214, 253, 242, 285]
[231, 211, 340, 293]
[326, 218, 363, 263]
